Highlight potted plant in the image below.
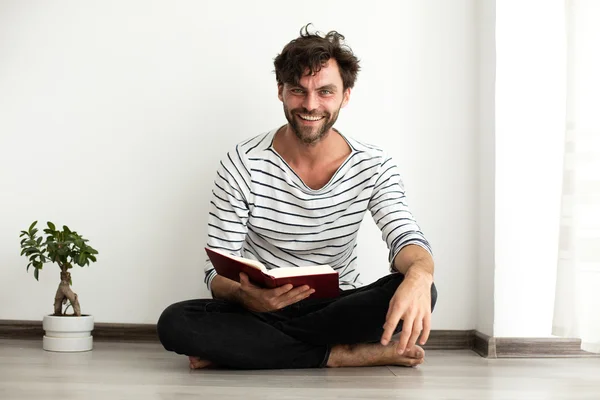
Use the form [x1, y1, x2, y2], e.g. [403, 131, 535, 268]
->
[19, 221, 99, 352]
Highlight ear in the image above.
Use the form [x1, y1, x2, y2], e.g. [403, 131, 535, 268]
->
[341, 87, 352, 108]
[277, 84, 284, 102]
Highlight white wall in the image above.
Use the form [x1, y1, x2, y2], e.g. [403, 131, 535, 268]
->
[0, 0, 478, 327]
[476, 0, 496, 337]
[493, 0, 566, 337]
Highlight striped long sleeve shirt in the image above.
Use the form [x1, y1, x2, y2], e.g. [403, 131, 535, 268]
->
[204, 127, 432, 292]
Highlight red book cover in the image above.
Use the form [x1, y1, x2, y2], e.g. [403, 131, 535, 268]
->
[205, 247, 340, 299]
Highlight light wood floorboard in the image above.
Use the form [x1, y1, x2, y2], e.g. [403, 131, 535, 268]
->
[1, 339, 599, 399]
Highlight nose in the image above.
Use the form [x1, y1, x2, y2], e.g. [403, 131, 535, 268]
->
[301, 91, 318, 112]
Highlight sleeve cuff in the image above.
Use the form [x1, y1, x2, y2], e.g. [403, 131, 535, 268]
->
[205, 268, 218, 298]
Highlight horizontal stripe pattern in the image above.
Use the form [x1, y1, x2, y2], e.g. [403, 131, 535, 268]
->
[204, 127, 431, 292]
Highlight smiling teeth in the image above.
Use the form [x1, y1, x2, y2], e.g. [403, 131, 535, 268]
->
[299, 115, 323, 121]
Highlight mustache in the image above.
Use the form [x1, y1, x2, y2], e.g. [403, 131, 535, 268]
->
[291, 108, 330, 118]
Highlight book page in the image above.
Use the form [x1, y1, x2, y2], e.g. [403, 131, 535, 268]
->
[267, 264, 335, 278]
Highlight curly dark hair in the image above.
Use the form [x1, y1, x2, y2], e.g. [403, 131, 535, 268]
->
[274, 24, 360, 90]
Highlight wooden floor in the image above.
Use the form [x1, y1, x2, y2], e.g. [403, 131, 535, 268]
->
[1, 339, 599, 400]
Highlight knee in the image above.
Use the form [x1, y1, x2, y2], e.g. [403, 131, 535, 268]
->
[430, 282, 438, 312]
[156, 302, 185, 351]
[386, 272, 406, 291]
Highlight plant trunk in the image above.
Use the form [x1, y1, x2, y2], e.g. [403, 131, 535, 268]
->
[53, 271, 81, 316]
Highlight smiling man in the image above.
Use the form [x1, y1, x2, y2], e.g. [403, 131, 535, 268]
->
[157, 25, 438, 370]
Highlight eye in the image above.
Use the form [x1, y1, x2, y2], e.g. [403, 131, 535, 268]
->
[290, 88, 305, 94]
[320, 89, 333, 95]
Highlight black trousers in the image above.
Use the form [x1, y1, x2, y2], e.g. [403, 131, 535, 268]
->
[157, 273, 438, 369]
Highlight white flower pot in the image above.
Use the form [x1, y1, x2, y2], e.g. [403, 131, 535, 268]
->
[42, 314, 94, 352]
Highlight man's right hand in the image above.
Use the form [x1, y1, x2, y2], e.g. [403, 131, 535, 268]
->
[236, 272, 315, 312]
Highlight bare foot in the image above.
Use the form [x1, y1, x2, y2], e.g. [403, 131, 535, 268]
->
[327, 342, 425, 368]
[188, 356, 213, 369]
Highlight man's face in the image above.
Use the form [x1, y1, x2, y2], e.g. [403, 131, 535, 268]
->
[278, 59, 351, 145]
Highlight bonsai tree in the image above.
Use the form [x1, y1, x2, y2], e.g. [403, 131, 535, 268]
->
[19, 221, 99, 317]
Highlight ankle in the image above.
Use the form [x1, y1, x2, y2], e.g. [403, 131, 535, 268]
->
[326, 344, 352, 368]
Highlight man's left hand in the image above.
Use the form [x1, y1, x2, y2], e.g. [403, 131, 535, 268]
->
[380, 269, 433, 354]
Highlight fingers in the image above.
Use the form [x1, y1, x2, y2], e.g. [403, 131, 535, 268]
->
[405, 318, 423, 353]
[395, 313, 414, 353]
[276, 285, 314, 308]
[239, 272, 248, 285]
[287, 286, 315, 304]
[420, 312, 431, 345]
[239, 275, 315, 311]
[239, 272, 258, 290]
[278, 286, 315, 308]
[271, 283, 294, 297]
[381, 302, 405, 346]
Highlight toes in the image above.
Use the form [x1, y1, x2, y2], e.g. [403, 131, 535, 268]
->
[189, 359, 213, 369]
[405, 345, 425, 359]
[188, 356, 211, 370]
[406, 357, 423, 367]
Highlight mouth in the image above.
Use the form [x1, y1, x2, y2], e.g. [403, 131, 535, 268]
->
[296, 114, 325, 122]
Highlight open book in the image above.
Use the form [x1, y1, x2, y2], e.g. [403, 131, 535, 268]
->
[205, 247, 340, 298]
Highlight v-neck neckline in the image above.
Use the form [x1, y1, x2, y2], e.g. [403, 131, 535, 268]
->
[267, 126, 357, 193]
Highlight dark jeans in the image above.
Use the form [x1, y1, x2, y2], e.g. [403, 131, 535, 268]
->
[157, 273, 438, 370]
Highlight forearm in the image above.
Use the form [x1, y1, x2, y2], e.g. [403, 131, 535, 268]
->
[210, 274, 242, 303]
[393, 244, 434, 282]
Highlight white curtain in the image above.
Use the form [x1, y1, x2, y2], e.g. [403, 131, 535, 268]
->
[553, 0, 600, 353]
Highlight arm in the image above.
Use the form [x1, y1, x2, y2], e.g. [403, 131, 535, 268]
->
[211, 274, 242, 302]
[203, 147, 251, 296]
[368, 156, 433, 273]
[383, 245, 435, 353]
[205, 148, 314, 310]
[393, 244, 434, 281]
[368, 155, 434, 352]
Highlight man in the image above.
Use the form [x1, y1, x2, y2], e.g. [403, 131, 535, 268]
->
[157, 25, 437, 370]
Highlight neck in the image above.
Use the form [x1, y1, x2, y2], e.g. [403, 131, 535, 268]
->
[279, 125, 339, 167]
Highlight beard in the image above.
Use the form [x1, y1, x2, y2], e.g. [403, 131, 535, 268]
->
[283, 103, 342, 145]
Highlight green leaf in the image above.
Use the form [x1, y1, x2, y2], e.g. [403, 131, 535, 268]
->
[47, 221, 56, 231]
[89, 255, 97, 262]
[28, 221, 38, 234]
[34, 268, 39, 281]
[88, 247, 99, 255]
[36, 237, 42, 246]
[27, 262, 32, 272]
[63, 225, 71, 234]
[29, 254, 37, 261]
[40, 255, 47, 263]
